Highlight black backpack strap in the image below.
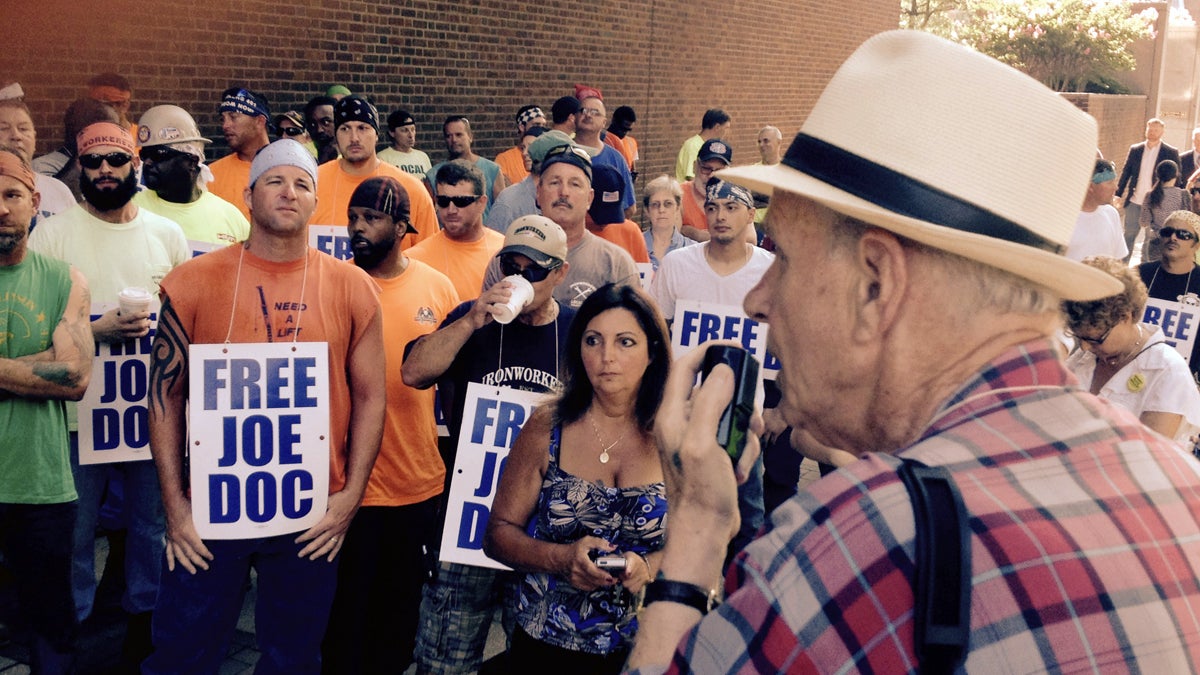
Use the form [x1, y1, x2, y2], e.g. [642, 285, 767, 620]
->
[897, 459, 972, 674]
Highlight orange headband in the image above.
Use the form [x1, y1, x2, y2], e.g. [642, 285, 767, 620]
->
[89, 85, 131, 105]
[0, 151, 36, 192]
[77, 122, 135, 157]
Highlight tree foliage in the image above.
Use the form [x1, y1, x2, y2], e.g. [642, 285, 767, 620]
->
[903, 0, 1158, 92]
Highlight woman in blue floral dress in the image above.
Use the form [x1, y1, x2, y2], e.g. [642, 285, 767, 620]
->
[485, 284, 672, 673]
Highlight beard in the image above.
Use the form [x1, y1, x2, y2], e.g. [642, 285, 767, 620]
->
[0, 228, 26, 255]
[80, 169, 140, 211]
[350, 234, 395, 270]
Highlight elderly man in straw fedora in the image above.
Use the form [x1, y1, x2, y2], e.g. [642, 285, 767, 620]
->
[626, 30, 1200, 674]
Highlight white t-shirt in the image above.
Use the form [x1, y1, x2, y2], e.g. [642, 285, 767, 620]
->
[649, 242, 775, 320]
[28, 202, 189, 302]
[1066, 205, 1128, 262]
[1066, 325, 1200, 447]
[378, 147, 432, 181]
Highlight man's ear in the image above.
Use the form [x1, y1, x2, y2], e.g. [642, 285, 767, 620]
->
[852, 229, 907, 342]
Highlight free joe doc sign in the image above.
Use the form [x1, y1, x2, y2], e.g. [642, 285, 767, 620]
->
[440, 383, 548, 570]
[188, 342, 331, 539]
[78, 302, 156, 464]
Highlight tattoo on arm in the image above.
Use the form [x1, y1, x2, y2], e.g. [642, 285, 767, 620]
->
[149, 297, 190, 416]
[31, 362, 79, 387]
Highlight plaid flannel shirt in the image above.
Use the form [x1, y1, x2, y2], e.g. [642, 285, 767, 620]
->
[638, 341, 1200, 674]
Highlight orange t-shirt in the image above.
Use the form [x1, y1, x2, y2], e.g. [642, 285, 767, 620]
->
[603, 134, 634, 170]
[312, 160, 436, 251]
[406, 229, 505, 301]
[207, 154, 253, 222]
[159, 245, 382, 495]
[681, 181, 708, 233]
[588, 219, 650, 263]
[494, 146, 528, 186]
[365, 259, 460, 506]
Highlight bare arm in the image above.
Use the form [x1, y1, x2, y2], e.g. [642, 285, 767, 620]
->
[92, 307, 152, 344]
[0, 266, 93, 400]
[627, 341, 762, 671]
[680, 225, 710, 242]
[296, 305, 386, 560]
[402, 284, 513, 389]
[1140, 410, 1183, 439]
[148, 296, 213, 574]
[484, 407, 619, 592]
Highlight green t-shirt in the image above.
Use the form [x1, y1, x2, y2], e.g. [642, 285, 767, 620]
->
[0, 251, 76, 503]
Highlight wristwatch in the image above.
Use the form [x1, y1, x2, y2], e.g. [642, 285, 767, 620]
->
[643, 578, 720, 615]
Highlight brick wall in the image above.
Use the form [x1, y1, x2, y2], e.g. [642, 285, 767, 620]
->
[1062, 93, 1150, 169]
[6, 0, 896, 198]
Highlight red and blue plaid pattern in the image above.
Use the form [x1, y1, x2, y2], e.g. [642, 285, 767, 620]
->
[647, 342, 1200, 673]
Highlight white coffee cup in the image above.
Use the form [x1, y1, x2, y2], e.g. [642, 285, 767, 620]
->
[118, 287, 153, 317]
[491, 275, 535, 324]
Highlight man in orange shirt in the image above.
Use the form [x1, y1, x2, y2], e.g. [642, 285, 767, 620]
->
[311, 95, 435, 249]
[408, 160, 504, 300]
[494, 105, 546, 186]
[681, 139, 731, 242]
[207, 87, 272, 221]
[323, 176, 459, 674]
[587, 164, 649, 263]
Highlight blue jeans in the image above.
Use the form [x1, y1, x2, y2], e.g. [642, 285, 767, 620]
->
[144, 534, 339, 675]
[69, 434, 165, 619]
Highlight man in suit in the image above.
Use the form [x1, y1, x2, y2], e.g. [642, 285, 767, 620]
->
[1179, 127, 1200, 183]
[1116, 118, 1180, 258]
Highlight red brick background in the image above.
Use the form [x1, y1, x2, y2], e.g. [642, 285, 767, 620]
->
[6, 0, 896, 198]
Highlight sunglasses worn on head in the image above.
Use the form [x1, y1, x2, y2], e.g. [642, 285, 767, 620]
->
[500, 255, 554, 283]
[436, 195, 481, 208]
[80, 152, 133, 170]
[1159, 227, 1197, 241]
[279, 126, 305, 137]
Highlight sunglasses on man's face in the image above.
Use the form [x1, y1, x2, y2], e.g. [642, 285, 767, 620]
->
[139, 146, 193, 163]
[435, 195, 481, 208]
[79, 152, 133, 170]
[1159, 227, 1197, 241]
[279, 126, 305, 137]
[499, 255, 554, 283]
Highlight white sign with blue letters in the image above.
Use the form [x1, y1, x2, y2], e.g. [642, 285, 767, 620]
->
[79, 302, 156, 465]
[1142, 298, 1199, 364]
[440, 383, 549, 570]
[308, 225, 353, 261]
[188, 342, 331, 540]
[670, 299, 781, 380]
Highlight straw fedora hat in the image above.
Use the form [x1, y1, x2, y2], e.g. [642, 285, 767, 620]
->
[720, 30, 1122, 301]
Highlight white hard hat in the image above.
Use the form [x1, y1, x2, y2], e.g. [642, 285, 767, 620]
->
[137, 105, 210, 147]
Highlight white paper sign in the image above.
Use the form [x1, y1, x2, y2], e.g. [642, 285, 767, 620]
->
[440, 383, 549, 570]
[308, 225, 353, 260]
[670, 299, 781, 379]
[188, 240, 221, 258]
[637, 262, 655, 291]
[1142, 298, 1200, 365]
[79, 302, 156, 465]
[188, 342, 331, 539]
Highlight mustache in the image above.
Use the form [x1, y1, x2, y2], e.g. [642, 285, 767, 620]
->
[552, 197, 572, 208]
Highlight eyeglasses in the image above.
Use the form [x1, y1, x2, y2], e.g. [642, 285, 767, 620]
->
[646, 199, 677, 210]
[1065, 323, 1115, 346]
[435, 195, 481, 208]
[279, 126, 305, 137]
[500, 255, 555, 283]
[543, 143, 591, 164]
[1190, 187, 1200, 196]
[580, 108, 604, 118]
[139, 146, 192, 163]
[1159, 227, 1197, 241]
[80, 152, 133, 170]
